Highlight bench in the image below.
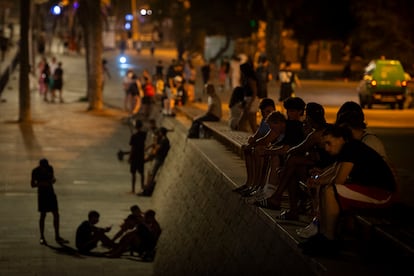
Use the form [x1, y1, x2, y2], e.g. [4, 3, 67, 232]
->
[201, 121, 251, 158]
[177, 105, 251, 158]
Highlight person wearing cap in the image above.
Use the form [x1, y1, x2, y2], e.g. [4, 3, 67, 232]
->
[31, 158, 68, 245]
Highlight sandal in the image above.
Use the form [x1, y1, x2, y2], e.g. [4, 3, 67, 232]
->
[253, 199, 281, 210]
[277, 210, 299, 221]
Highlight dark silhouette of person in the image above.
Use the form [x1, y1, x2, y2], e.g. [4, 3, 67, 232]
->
[138, 127, 170, 196]
[0, 30, 8, 62]
[128, 120, 147, 194]
[31, 158, 68, 245]
[75, 210, 115, 255]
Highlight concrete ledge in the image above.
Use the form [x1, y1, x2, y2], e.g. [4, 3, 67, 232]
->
[150, 113, 412, 276]
[202, 121, 250, 159]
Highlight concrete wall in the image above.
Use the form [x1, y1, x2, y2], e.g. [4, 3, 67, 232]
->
[151, 118, 323, 276]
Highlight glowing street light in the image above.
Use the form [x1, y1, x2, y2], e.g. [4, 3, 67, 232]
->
[119, 56, 127, 64]
[140, 9, 152, 16]
[51, 5, 62, 15]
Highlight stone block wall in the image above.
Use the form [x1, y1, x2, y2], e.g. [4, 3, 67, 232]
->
[151, 118, 322, 276]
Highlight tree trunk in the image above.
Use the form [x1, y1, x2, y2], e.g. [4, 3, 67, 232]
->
[78, 0, 104, 111]
[19, 0, 31, 122]
[300, 41, 310, 70]
[265, 16, 283, 76]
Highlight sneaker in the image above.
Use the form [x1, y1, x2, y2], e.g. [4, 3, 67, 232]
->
[40, 238, 47, 245]
[296, 218, 319, 239]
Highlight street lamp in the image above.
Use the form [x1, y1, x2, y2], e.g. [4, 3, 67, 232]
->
[51, 5, 62, 15]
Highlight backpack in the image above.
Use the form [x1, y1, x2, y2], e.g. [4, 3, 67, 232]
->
[144, 83, 155, 97]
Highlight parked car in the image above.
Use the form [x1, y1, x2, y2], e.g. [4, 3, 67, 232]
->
[357, 59, 409, 109]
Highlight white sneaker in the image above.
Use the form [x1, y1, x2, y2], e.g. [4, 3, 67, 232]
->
[296, 218, 319, 239]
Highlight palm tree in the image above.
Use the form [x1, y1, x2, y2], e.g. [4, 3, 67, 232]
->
[77, 0, 104, 111]
[19, 0, 31, 122]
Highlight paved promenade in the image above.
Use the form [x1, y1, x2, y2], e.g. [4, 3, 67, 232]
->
[0, 49, 158, 275]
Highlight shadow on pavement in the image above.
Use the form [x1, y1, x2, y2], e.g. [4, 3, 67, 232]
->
[46, 244, 84, 258]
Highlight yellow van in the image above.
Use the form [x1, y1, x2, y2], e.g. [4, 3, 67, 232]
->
[357, 59, 409, 109]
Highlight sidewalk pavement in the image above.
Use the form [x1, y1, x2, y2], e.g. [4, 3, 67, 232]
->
[0, 49, 158, 275]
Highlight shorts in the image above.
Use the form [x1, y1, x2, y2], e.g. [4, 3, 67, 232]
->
[279, 83, 293, 102]
[130, 159, 144, 174]
[38, 190, 58, 212]
[244, 96, 259, 113]
[335, 184, 395, 211]
[53, 80, 63, 90]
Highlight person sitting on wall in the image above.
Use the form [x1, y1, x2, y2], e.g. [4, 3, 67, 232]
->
[187, 83, 222, 138]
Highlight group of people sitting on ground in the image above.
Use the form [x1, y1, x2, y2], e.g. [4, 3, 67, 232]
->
[75, 204, 161, 260]
[233, 97, 398, 255]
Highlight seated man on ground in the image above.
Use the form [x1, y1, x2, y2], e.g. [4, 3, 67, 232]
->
[233, 98, 276, 195]
[105, 209, 161, 260]
[112, 205, 144, 242]
[75, 210, 115, 255]
[299, 124, 397, 256]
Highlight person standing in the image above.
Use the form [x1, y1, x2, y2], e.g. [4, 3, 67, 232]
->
[123, 69, 135, 111]
[0, 30, 8, 62]
[52, 62, 64, 103]
[102, 59, 111, 92]
[48, 56, 58, 97]
[239, 62, 259, 133]
[129, 120, 147, 194]
[31, 158, 68, 245]
[228, 86, 245, 130]
[184, 59, 196, 103]
[278, 61, 301, 111]
[255, 57, 272, 99]
[38, 57, 50, 102]
[138, 127, 170, 196]
[229, 54, 241, 89]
